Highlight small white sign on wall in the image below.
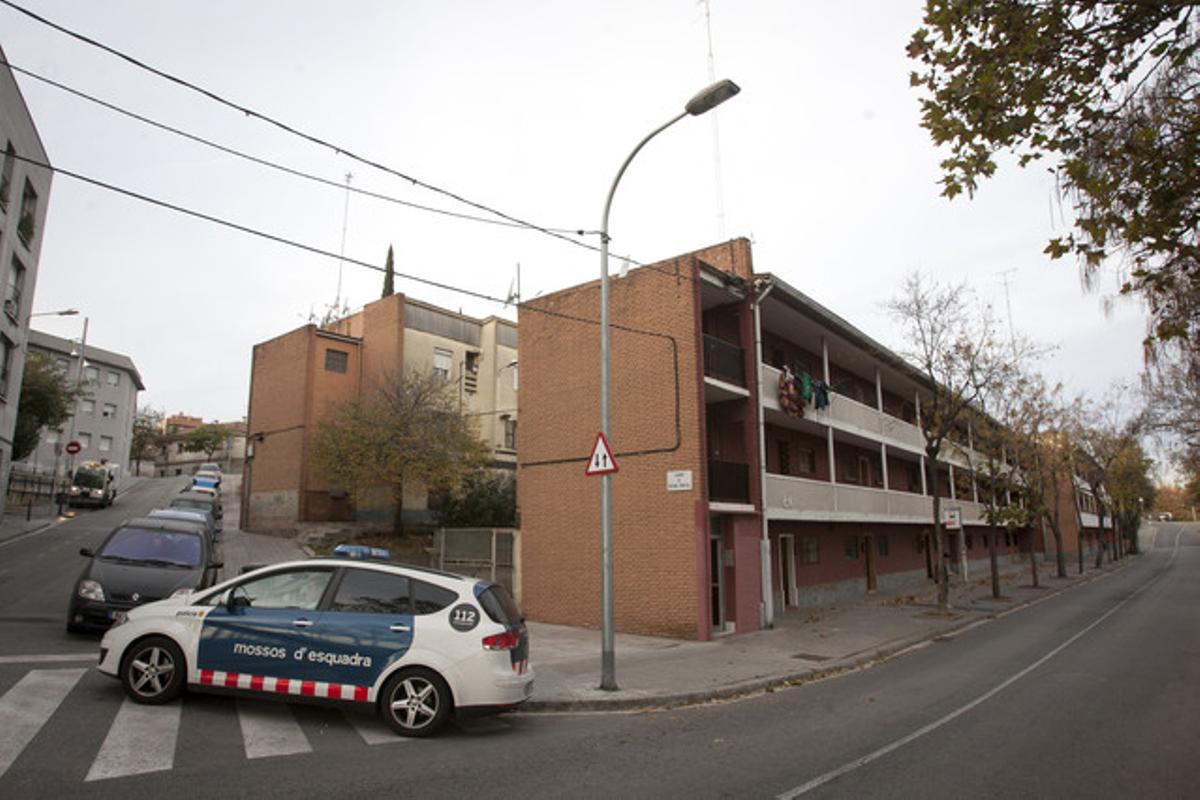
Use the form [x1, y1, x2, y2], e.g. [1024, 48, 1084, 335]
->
[666, 470, 693, 492]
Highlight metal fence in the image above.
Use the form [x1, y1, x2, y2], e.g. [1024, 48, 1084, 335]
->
[434, 528, 520, 602]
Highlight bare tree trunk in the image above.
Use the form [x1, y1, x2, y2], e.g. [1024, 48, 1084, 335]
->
[1094, 509, 1107, 568]
[927, 453, 948, 612]
[1049, 515, 1067, 578]
[392, 480, 405, 537]
[1030, 521, 1041, 588]
[988, 486, 1000, 598]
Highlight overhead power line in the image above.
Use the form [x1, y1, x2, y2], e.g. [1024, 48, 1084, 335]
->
[0, 0, 606, 253]
[0, 56, 599, 239]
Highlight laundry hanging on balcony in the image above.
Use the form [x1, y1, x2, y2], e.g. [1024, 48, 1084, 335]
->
[813, 379, 830, 410]
[779, 365, 805, 418]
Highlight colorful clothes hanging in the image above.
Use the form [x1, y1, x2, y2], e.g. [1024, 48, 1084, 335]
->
[779, 365, 805, 418]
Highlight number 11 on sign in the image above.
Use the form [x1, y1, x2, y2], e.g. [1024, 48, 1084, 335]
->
[585, 432, 619, 476]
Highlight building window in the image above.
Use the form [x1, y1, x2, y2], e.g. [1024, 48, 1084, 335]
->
[0, 141, 13, 212]
[102, 403, 116, 418]
[324, 348, 348, 373]
[504, 418, 517, 450]
[914, 533, 926, 553]
[797, 447, 816, 475]
[965, 533, 974, 550]
[877, 534, 889, 557]
[432, 348, 452, 381]
[106, 371, 119, 387]
[81, 399, 95, 415]
[0, 335, 13, 399]
[84, 366, 99, 383]
[79, 432, 91, 448]
[18, 179, 38, 246]
[5, 255, 25, 321]
[844, 536, 859, 560]
[777, 441, 790, 475]
[99, 436, 113, 452]
[799, 536, 819, 564]
[906, 463, 923, 492]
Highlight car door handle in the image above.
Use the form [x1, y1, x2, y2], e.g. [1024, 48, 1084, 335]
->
[293, 618, 314, 628]
[389, 623, 411, 633]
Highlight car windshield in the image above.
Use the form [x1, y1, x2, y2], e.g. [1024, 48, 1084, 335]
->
[73, 469, 106, 489]
[172, 499, 211, 512]
[99, 528, 202, 568]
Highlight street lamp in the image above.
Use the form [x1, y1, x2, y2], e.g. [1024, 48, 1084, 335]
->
[597, 79, 740, 691]
[30, 308, 80, 319]
[56, 316, 89, 514]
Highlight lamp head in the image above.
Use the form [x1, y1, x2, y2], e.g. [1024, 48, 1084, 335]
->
[685, 79, 740, 116]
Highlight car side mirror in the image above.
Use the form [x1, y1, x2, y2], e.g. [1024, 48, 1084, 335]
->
[79, 547, 94, 558]
[225, 589, 251, 611]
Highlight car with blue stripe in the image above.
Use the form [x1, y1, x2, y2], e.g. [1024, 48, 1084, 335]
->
[96, 553, 532, 736]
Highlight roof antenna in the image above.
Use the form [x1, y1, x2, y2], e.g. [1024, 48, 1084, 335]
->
[701, 0, 728, 240]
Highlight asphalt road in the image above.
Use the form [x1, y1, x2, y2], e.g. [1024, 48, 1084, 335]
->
[1, 514, 1196, 799]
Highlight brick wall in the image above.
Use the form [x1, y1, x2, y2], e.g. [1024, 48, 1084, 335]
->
[519, 252, 707, 638]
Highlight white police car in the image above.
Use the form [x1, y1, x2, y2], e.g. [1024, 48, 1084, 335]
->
[96, 552, 532, 737]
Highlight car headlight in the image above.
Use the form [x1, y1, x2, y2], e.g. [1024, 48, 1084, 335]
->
[77, 580, 105, 602]
[109, 611, 128, 628]
[90, 489, 103, 498]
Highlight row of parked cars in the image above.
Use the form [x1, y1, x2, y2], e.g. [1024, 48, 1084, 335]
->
[67, 463, 226, 633]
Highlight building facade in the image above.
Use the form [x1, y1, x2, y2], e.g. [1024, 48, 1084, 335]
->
[519, 239, 1042, 641]
[153, 413, 248, 477]
[17, 330, 144, 480]
[243, 292, 517, 532]
[0, 46, 52, 513]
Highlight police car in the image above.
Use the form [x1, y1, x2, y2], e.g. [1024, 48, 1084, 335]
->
[96, 550, 532, 737]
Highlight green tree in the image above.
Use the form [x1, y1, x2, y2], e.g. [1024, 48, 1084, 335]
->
[13, 352, 84, 462]
[1107, 439, 1156, 554]
[433, 471, 516, 528]
[311, 370, 490, 536]
[182, 423, 230, 460]
[130, 406, 164, 475]
[382, 244, 395, 298]
[909, 1, 1200, 352]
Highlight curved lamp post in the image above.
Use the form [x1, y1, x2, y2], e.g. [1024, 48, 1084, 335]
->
[598, 79, 740, 691]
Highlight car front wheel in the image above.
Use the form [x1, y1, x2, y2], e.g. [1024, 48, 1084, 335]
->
[380, 668, 451, 737]
[120, 636, 185, 704]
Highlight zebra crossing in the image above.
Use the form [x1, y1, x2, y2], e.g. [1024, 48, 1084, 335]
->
[0, 664, 512, 785]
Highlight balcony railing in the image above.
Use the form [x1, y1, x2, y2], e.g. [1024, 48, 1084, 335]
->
[765, 472, 987, 521]
[703, 335, 745, 386]
[708, 459, 750, 504]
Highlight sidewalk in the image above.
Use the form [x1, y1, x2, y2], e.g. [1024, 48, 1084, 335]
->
[522, 558, 1133, 711]
[0, 500, 63, 545]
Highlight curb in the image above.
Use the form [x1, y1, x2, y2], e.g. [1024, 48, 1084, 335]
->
[520, 558, 1134, 714]
[0, 516, 65, 547]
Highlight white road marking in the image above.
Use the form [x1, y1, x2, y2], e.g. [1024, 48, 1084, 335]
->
[346, 711, 407, 745]
[237, 701, 312, 759]
[777, 534, 1182, 799]
[86, 698, 181, 781]
[0, 653, 96, 665]
[0, 668, 86, 779]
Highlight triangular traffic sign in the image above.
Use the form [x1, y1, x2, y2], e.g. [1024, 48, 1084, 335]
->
[585, 432, 619, 476]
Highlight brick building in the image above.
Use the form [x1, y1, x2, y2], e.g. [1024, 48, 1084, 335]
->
[519, 239, 1057, 641]
[154, 413, 248, 477]
[242, 292, 517, 532]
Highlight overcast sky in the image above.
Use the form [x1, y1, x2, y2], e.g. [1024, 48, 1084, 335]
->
[3, 0, 1148, 426]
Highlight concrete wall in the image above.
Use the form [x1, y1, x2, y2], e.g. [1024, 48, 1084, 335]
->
[0, 48, 52, 515]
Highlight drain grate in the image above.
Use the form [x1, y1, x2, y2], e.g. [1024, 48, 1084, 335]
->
[791, 652, 831, 662]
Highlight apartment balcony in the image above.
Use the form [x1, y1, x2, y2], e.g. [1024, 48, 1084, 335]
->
[760, 364, 925, 451]
[704, 335, 746, 387]
[764, 473, 987, 523]
[708, 459, 751, 505]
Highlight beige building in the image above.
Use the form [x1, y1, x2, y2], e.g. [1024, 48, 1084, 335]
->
[153, 414, 247, 477]
[243, 292, 517, 532]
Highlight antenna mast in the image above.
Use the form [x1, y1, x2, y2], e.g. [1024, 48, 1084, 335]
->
[997, 268, 1018, 357]
[701, 0, 728, 240]
[334, 172, 353, 310]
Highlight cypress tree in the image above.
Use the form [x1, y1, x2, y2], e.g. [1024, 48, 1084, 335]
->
[382, 244, 395, 298]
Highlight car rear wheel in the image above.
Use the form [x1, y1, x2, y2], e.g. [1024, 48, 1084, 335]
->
[379, 668, 451, 737]
[120, 636, 185, 704]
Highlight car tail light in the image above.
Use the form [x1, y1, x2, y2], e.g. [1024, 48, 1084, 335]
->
[482, 629, 521, 651]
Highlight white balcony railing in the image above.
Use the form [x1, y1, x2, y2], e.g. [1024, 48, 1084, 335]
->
[765, 473, 990, 523]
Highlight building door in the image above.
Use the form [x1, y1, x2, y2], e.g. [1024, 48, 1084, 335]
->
[778, 534, 797, 608]
[709, 517, 725, 631]
[864, 534, 878, 593]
